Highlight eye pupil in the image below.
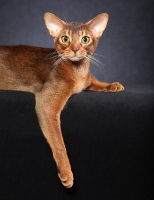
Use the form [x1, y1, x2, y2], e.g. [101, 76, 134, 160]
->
[61, 36, 69, 43]
[64, 37, 68, 42]
[82, 36, 90, 44]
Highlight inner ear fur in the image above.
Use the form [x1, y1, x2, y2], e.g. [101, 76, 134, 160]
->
[86, 13, 109, 38]
[44, 12, 66, 38]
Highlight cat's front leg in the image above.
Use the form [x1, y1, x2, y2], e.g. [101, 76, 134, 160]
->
[35, 89, 74, 188]
[88, 75, 124, 92]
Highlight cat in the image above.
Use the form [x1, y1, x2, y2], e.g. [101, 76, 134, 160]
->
[0, 12, 124, 188]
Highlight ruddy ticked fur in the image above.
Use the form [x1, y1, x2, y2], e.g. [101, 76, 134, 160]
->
[0, 12, 124, 188]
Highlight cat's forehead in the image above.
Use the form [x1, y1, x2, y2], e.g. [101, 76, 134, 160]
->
[69, 22, 83, 31]
[61, 22, 91, 36]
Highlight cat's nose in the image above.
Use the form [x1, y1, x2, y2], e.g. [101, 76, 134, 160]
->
[72, 47, 79, 53]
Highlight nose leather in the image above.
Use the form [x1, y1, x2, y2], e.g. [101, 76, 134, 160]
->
[72, 47, 79, 53]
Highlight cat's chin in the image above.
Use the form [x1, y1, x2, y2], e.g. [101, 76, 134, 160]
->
[68, 56, 84, 62]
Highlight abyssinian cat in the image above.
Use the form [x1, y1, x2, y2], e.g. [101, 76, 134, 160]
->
[0, 12, 124, 188]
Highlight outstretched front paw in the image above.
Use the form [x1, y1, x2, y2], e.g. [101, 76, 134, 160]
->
[104, 82, 124, 92]
[58, 166, 74, 188]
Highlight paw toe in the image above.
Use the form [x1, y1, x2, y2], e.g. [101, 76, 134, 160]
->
[111, 82, 124, 92]
[58, 170, 74, 188]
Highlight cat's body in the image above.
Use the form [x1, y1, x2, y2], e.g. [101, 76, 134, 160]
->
[0, 13, 124, 188]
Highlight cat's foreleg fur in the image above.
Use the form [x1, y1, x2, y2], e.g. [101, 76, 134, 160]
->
[35, 84, 74, 188]
[88, 75, 124, 92]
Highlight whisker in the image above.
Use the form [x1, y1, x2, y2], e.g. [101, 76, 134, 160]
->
[90, 55, 106, 67]
[61, 55, 68, 63]
[92, 52, 107, 58]
[85, 55, 102, 69]
[51, 54, 66, 68]
[52, 57, 61, 67]
[44, 55, 59, 63]
[52, 50, 58, 55]
[62, 13, 68, 23]
[90, 60, 102, 69]
[86, 55, 106, 70]
[61, 13, 70, 29]
[43, 50, 58, 61]
[52, 56, 60, 64]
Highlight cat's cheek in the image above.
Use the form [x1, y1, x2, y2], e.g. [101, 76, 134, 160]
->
[85, 46, 90, 52]
[85, 46, 95, 55]
[55, 43, 67, 54]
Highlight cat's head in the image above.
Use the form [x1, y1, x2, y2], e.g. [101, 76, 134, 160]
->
[44, 12, 108, 62]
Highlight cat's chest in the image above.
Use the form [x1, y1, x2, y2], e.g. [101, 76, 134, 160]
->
[73, 65, 88, 93]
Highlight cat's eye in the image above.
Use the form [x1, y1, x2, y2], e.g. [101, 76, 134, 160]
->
[61, 36, 70, 43]
[81, 36, 90, 44]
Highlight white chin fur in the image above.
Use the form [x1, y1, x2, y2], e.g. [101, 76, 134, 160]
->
[68, 56, 82, 61]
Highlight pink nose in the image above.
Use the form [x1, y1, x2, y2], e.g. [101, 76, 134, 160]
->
[72, 47, 79, 53]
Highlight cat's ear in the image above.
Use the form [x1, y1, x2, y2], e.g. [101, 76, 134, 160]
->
[44, 12, 66, 38]
[86, 13, 109, 38]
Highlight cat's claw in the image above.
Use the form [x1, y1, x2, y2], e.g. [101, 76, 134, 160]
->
[58, 168, 74, 188]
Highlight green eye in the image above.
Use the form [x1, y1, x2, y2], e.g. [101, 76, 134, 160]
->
[61, 36, 70, 43]
[81, 36, 90, 44]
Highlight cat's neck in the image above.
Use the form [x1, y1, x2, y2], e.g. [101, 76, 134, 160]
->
[64, 57, 90, 69]
[54, 57, 90, 81]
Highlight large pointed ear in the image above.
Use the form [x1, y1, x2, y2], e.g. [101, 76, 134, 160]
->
[86, 13, 109, 38]
[44, 12, 66, 38]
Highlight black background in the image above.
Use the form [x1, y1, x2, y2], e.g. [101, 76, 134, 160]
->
[0, 0, 154, 84]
